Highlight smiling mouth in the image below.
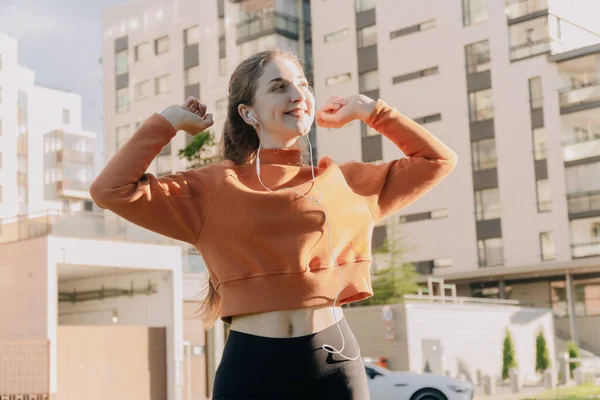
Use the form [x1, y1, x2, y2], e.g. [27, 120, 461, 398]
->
[285, 110, 307, 118]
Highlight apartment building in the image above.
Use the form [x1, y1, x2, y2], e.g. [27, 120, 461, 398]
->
[311, 0, 600, 354]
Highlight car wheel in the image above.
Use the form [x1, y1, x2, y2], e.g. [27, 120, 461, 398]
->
[409, 388, 448, 400]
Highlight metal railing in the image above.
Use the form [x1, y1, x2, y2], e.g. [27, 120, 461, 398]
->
[505, 0, 548, 20]
[237, 11, 308, 43]
[405, 294, 520, 306]
[559, 80, 600, 108]
[567, 190, 600, 215]
[0, 340, 49, 398]
[510, 37, 551, 61]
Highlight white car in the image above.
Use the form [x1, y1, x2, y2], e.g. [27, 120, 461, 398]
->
[364, 362, 474, 400]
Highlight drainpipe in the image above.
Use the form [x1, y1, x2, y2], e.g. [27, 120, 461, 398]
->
[296, 0, 305, 59]
[565, 270, 579, 345]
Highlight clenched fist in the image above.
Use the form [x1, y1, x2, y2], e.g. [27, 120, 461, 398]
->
[161, 96, 215, 135]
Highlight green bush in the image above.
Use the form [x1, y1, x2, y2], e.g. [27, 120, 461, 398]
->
[502, 328, 518, 380]
[535, 330, 550, 373]
[567, 341, 581, 377]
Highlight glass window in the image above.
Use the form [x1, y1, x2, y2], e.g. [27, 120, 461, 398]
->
[155, 36, 169, 55]
[219, 57, 227, 76]
[533, 127, 547, 160]
[463, 0, 488, 26]
[465, 40, 490, 74]
[355, 0, 376, 12]
[536, 179, 552, 212]
[157, 154, 172, 176]
[218, 19, 226, 38]
[134, 80, 151, 100]
[478, 238, 503, 267]
[185, 25, 201, 46]
[116, 87, 129, 113]
[529, 77, 543, 109]
[359, 70, 379, 93]
[62, 109, 71, 125]
[326, 73, 351, 87]
[116, 125, 130, 150]
[471, 138, 497, 171]
[115, 50, 128, 75]
[468, 88, 494, 122]
[155, 74, 171, 95]
[135, 42, 151, 62]
[325, 28, 349, 43]
[185, 66, 201, 86]
[216, 99, 228, 118]
[475, 187, 501, 221]
[357, 25, 377, 48]
[540, 231, 556, 261]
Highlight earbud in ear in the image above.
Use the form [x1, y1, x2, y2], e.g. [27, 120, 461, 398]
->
[248, 112, 257, 123]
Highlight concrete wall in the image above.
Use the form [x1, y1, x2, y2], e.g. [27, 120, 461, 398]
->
[404, 301, 556, 382]
[0, 236, 48, 340]
[344, 304, 410, 371]
[555, 314, 600, 354]
[511, 281, 552, 309]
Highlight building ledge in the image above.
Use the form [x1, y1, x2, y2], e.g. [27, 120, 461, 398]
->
[548, 42, 600, 63]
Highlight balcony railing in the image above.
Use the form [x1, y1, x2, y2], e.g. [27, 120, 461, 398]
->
[0, 340, 49, 398]
[567, 190, 600, 216]
[505, 0, 548, 20]
[510, 37, 551, 61]
[572, 241, 600, 258]
[563, 135, 600, 162]
[559, 80, 600, 109]
[56, 149, 94, 165]
[236, 11, 310, 44]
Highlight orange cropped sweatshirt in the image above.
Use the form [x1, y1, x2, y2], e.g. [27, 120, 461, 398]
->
[89, 99, 457, 322]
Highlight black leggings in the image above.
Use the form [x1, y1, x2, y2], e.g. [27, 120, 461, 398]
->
[212, 318, 370, 399]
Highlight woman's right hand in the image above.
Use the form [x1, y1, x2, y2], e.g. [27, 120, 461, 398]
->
[160, 96, 214, 135]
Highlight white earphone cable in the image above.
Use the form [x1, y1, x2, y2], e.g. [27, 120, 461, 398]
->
[253, 118, 361, 361]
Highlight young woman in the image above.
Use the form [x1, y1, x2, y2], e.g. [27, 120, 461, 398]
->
[90, 49, 457, 399]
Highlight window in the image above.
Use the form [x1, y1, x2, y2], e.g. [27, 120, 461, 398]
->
[465, 40, 491, 74]
[326, 73, 351, 87]
[463, 0, 488, 26]
[533, 127, 547, 160]
[390, 19, 436, 40]
[62, 109, 70, 125]
[84, 200, 94, 211]
[218, 18, 226, 38]
[116, 87, 129, 113]
[565, 162, 600, 195]
[475, 187, 501, 221]
[155, 36, 169, 55]
[551, 278, 600, 317]
[155, 74, 171, 95]
[184, 66, 200, 86]
[536, 178, 552, 212]
[135, 42, 151, 62]
[357, 25, 377, 48]
[359, 70, 379, 93]
[529, 77, 543, 109]
[134, 80, 151, 100]
[17, 154, 27, 173]
[216, 99, 228, 118]
[540, 231, 556, 261]
[361, 123, 379, 137]
[325, 28, 349, 43]
[471, 138, 497, 171]
[413, 113, 442, 125]
[135, 120, 144, 130]
[478, 238, 503, 267]
[355, 0, 376, 12]
[116, 125, 130, 150]
[399, 208, 448, 223]
[219, 57, 227, 76]
[157, 154, 172, 176]
[468, 88, 494, 122]
[115, 49, 128, 75]
[392, 66, 439, 85]
[185, 25, 201, 46]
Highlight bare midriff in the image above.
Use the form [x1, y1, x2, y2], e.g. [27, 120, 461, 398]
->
[229, 304, 344, 338]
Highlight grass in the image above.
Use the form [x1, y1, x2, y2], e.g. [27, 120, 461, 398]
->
[521, 384, 600, 400]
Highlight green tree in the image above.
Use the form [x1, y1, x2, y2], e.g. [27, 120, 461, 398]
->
[357, 221, 420, 306]
[567, 341, 581, 377]
[178, 130, 217, 168]
[535, 330, 550, 373]
[502, 328, 518, 380]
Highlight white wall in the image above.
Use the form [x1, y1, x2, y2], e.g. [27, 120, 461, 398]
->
[405, 302, 556, 382]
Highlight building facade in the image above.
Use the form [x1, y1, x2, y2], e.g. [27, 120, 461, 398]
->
[311, 0, 600, 353]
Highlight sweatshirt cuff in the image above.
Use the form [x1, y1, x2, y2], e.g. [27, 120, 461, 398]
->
[364, 98, 388, 128]
[146, 113, 179, 139]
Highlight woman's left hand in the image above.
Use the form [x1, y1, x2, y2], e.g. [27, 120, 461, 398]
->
[315, 94, 377, 129]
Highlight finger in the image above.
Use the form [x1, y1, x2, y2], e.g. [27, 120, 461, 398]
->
[183, 96, 195, 109]
[197, 102, 208, 118]
[321, 102, 343, 113]
[331, 95, 347, 104]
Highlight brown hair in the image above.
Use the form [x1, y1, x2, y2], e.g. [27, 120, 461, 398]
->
[197, 49, 312, 328]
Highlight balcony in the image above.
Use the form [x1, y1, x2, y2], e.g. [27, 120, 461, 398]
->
[559, 80, 600, 112]
[510, 37, 551, 61]
[572, 242, 600, 258]
[505, 0, 548, 22]
[563, 134, 600, 163]
[57, 179, 92, 199]
[56, 148, 94, 165]
[236, 11, 310, 45]
[568, 190, 600, 218]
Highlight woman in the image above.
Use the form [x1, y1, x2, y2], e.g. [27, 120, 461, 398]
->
[90, 49, 457, 399]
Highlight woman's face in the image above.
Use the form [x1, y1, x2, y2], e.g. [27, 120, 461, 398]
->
[248, 56, 315, 145]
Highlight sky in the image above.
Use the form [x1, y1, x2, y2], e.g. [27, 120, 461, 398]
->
[0, 0, 132, 162]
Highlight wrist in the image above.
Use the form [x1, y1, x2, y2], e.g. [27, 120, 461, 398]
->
[356, 95, 377, 122]
[160, 105, 182, 130]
